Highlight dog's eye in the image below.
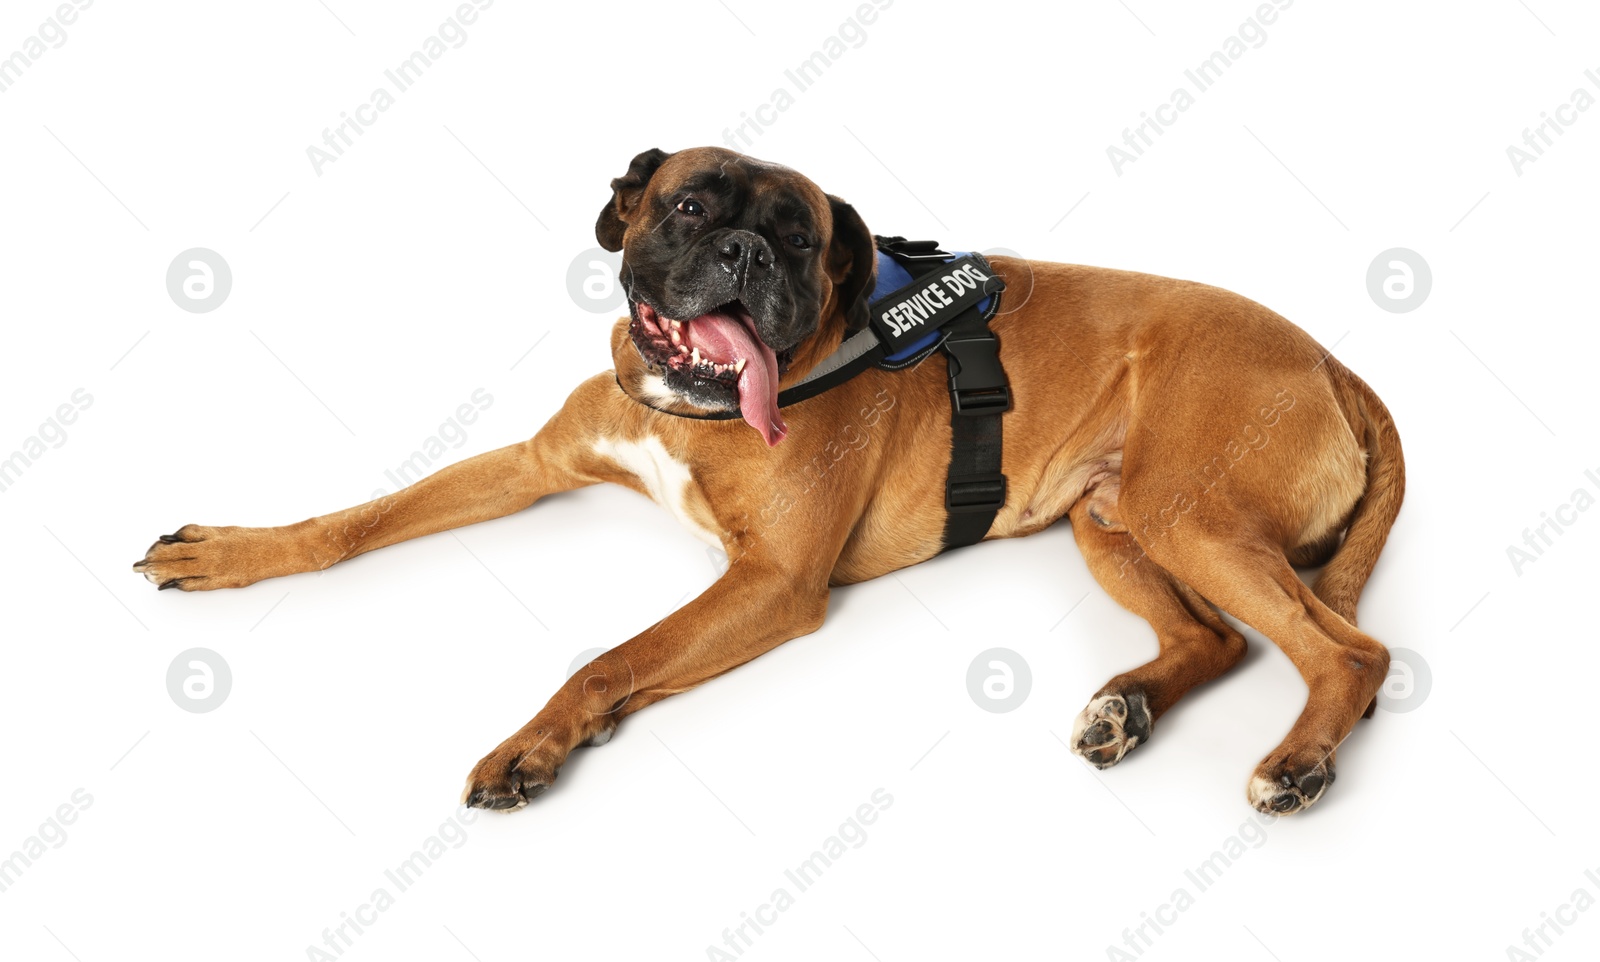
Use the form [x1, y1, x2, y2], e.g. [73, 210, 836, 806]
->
[677, 198, 706, 216]
[786, 234, 811, 250]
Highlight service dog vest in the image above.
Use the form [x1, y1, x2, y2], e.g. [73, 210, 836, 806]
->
[619, 235, 1011, 551]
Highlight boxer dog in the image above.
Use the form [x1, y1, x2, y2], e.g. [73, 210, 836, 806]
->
[134, 146, 1404, 816]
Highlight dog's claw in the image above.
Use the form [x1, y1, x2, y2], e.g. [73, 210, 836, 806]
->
[159, 533, 186, 544]
[158, 578, 183, 590]
[467, 790, 524, 811]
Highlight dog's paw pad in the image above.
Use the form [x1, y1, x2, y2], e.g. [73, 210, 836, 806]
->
[1069, 691, 1152, 769]
[1248, 752, 1335, 815]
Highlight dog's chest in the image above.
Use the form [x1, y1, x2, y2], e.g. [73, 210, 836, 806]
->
[591, 435, 722, 548]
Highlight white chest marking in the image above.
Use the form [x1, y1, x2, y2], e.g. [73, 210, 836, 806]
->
[592, 435, 722, 548]
[636, 373, 677, 407]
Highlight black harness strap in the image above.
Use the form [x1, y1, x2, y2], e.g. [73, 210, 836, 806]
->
[938, 280, 1010, 550]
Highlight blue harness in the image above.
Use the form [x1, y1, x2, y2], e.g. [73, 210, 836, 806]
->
[875, 247, 997, 363]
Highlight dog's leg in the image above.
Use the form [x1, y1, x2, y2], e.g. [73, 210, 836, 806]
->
[1091, 352, 1399, 813]
[462, 557, 831, 811]
[1065, 497, 1247, 769]
[135, 375, 619, 590]
[1134, 527, 1389, 816]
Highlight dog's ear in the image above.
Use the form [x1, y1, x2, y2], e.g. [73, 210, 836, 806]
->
[595, 148, 670, 252]
[826, 194, 876, 334]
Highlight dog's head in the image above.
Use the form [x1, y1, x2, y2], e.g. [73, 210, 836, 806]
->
[596, 146, 876, 446]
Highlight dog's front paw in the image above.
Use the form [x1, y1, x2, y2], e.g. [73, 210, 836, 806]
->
[462, 735, 566, 812]
[134, 525, 243, 591]
[1248, 749, 1335, 815]
[1069, 691, 1152, 769]
[132, 524, 290, 591]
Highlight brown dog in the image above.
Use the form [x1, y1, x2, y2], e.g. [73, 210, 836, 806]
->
[134, 146, 1403, 816]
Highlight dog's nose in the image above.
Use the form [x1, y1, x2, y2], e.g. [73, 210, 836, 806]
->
[716, 230, 772, 280]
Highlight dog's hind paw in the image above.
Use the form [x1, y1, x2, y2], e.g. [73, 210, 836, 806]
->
[1068, 691, 1152, 769]
[1248, 750, 1335, 815]
[461, 705, 621, 811]
[462, 755, 557, 812]
[461, 733, 573, 812]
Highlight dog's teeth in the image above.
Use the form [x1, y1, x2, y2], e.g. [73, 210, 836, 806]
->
[669, 329, 681, 346]
[691, 347, 701, 365]
[734, 358, 747, 375]
[678, 343, 689, 354]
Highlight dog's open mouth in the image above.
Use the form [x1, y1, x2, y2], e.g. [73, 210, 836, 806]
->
[629, 299, 790, 446]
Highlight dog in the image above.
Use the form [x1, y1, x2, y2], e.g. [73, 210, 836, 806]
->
[134, 145, 1404, 816]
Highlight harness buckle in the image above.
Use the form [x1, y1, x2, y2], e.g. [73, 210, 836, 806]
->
[875, 235, 954, 267]
[946, 472, 1007, 513]
[943, 331, 1011, 416]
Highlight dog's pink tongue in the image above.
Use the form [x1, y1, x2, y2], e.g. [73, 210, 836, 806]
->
[690, 310, 787, 446]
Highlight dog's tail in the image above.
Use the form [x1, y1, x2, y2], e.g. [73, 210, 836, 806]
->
[1313, 359, 1405, 627]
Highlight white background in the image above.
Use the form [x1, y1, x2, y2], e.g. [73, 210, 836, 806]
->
[2, 1, 1597, 960]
